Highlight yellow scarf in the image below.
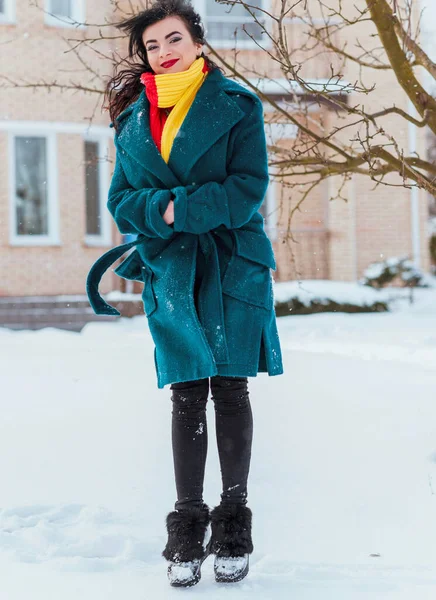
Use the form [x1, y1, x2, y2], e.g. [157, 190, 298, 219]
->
[140, 57, 209, 163]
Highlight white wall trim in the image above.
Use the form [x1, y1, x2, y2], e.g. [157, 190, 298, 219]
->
[0, 0, 16, 23]
[45, 0, 86, 28]
[281, 16, 341, 26]
[0, 120, 111, 137]
[247, 77, 352, 95]
[263, 181, 278, 242]
[9, 130, 60, 246]
[349, 174, 358, 281]
[408, 99, 421, 268]
[83, 135, 112, 247]
[262, 96, 299, 141]
[206, 39, 269, 50]
[265, 122, 298, 144]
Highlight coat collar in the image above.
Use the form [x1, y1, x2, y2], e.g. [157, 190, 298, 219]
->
[116, 69, 246, 187]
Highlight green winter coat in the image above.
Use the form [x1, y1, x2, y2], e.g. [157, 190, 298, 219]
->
[86, 67, 284, 388]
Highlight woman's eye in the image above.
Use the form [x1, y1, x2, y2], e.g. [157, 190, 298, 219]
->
[146, 37, 180, 52]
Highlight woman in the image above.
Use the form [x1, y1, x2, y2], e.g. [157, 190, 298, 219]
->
[86, 0, 284, 587]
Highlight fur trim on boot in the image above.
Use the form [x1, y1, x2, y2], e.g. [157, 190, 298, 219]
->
[209, 503, 253, 557]
[162, 504, 210, 563]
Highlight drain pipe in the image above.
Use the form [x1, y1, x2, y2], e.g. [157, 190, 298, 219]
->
[408, 99, 422, 268]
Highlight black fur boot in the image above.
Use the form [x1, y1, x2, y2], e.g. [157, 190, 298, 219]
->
[162, 504, 211, 587]
[209, 503, 253, 583]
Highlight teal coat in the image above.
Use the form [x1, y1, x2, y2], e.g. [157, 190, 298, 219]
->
[87, 67, 284, 388]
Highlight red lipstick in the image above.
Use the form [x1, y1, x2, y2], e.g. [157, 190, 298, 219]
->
[161, 59, 180, 69]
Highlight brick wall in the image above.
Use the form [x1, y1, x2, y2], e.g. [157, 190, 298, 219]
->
[0, 0, 431, 300]
[0, 0, 118, 297]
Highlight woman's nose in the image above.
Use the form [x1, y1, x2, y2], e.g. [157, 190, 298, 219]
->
[159, 44, 171, 59]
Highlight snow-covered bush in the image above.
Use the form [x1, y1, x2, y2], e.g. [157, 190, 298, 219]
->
[360, 256, 429, 289]
[273, 280, 390, 316]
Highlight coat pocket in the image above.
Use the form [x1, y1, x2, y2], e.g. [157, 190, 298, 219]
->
[114, 249, 157, 317]
[221, 229, 276, 310]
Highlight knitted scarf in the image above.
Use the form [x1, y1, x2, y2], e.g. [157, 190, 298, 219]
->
[140, 56, 209, 162]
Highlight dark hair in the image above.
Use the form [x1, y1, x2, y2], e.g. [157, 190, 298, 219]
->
[105, 0, 222, 130]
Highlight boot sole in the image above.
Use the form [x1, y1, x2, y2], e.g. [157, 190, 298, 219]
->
[169, 572, 201, 588]
[214, 556, 249, 583]
[168, 544, 212, 588]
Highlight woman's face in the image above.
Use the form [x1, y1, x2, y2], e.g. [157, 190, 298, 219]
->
[143, 16, 203, 75]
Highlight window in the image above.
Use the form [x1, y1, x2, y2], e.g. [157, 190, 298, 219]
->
[15, 137, 48, 236]
[45, 0, 85, 27]
[0, 0, 15, 23]
[194, 0, 266, 48]
[84, 138, 111, 246]
[9, 133, 59, 245]
[85, 141, 101, 235]
[51, 0, 72, 18]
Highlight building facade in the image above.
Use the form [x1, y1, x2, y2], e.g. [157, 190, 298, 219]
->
[0, 0, 432, 316]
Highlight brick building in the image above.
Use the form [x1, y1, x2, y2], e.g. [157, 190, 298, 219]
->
[0, 0, 432, 328]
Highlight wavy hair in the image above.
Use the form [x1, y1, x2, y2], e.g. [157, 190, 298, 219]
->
[105, 0, 222, 131]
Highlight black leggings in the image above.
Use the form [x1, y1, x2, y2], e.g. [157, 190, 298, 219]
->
[169, 376, 253, 511]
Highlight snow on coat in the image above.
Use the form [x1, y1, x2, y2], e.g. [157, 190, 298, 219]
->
[86, 68, 284, 388]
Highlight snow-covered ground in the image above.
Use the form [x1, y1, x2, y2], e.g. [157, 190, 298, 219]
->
[1, 285, 436, 599]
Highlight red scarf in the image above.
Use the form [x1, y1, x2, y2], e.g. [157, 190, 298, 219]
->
[140, 61, 209, 154]
[140, 71, 169, 152]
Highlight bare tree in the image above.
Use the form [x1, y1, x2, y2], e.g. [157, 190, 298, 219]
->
[199, 1, 436, 219]
[0, 1, 149, 124]
[3, 0, 436, 231]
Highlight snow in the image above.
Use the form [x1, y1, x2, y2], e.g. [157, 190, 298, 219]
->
[273, 279, 393, 307]
[0, 294, 93, 303]
[167, 560, 200, 584]
[105, 291, 142, 302]
[105, 278, 436, 311]
[1, 286, 436, 598]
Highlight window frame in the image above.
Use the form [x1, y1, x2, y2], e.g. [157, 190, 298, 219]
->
[83, 135, 112, 247]
[8, 130, 60, 246]
[260, 182, 277, 242]
[262, 94, 298, 243]
[193, 0, 271, 50]
[0, 0, 16, 24]
[44, 0, 86, 28]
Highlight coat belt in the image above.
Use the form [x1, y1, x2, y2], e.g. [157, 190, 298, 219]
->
[86, 231, 230, 365]
[86, 235, 147, 316]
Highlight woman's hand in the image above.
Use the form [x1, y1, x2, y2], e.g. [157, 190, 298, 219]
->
[163, 198, 175, 225]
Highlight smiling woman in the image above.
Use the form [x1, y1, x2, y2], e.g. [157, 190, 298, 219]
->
[86, 0, 284, 588]
[143, 18, 203, 73]
[104, 1, 221, 128]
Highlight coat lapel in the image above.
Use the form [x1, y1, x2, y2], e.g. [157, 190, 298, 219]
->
[116, 69, 246, 187]
[167, 70, 245, 181]
[116, 90, 181, 188]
